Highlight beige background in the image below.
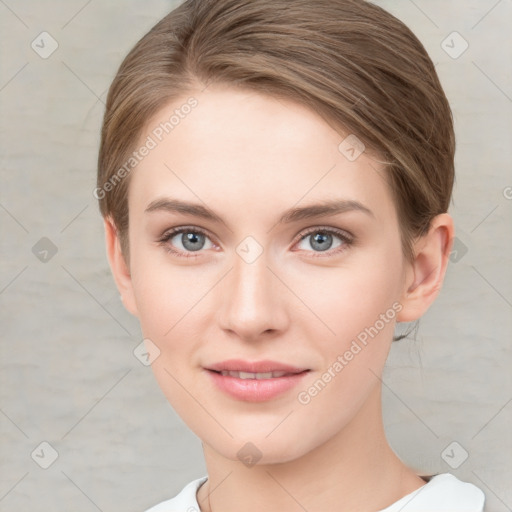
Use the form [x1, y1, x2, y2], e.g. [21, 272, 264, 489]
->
[0, 1, 511, 511]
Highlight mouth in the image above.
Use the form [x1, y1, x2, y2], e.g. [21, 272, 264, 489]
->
[204, 360, 310, 402]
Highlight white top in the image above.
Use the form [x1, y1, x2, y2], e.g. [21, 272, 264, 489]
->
[144, 473, 485, 511]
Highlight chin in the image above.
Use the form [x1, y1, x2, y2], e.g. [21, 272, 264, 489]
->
[200, 425, 324, 468]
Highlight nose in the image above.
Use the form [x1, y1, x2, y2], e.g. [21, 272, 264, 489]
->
[216, 249, 289, 341]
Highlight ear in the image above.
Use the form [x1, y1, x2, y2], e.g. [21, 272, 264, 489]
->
[397, 213, 454, 322]
[104, 217, 139, 318]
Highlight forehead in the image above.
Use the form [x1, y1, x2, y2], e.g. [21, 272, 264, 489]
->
[128, 85, 395, 224]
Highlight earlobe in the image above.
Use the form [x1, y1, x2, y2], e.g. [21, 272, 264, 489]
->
[397, 213, 454, 323]
[104, 218, 139, 318]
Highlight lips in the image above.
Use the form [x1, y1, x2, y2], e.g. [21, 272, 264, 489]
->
[204, 359, 310, 402]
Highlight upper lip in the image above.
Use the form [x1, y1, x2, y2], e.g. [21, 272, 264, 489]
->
[205, 359, 309, 374]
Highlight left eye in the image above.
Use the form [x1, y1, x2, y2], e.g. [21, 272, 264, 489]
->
[295, 229, 351, 253]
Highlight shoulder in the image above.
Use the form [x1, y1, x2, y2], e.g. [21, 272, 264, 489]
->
[143, 476, 208, 512]
[381, 473, 485, 512]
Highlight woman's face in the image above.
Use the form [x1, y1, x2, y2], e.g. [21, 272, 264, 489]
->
[122, 85, 411, 463]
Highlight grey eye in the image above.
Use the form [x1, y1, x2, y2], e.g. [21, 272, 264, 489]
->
[310, 232, 333, 251]
[171, 231, 213, 252]
[296, 231, 344, 252]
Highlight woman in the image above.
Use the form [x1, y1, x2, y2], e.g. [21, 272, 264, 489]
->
[96, 0, 486, 510]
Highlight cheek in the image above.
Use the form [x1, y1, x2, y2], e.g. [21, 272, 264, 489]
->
[290, 247, 403, 401]
[128, 253, 215, 394]
[129, 243, 209, 335]
[129, 262, 205, 412]
[290, 271, 399, 451]
[290, 251, 403, 348]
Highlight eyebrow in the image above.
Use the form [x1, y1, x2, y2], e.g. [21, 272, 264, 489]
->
[144, 197, 374, 225]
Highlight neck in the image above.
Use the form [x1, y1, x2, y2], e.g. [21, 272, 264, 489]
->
[196, 384, 426, 512]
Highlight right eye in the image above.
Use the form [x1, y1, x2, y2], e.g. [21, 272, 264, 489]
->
[158, 226, 217, 258]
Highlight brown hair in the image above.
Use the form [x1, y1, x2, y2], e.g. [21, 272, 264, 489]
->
[97, 0, 454, 262]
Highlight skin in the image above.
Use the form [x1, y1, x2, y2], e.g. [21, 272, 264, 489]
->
[105, 84, 454, 511]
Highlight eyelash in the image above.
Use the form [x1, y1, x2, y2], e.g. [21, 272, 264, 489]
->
[157, 225, 354, 259]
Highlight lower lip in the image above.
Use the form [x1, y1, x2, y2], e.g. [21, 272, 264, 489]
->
[205, 369, 310, 402]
